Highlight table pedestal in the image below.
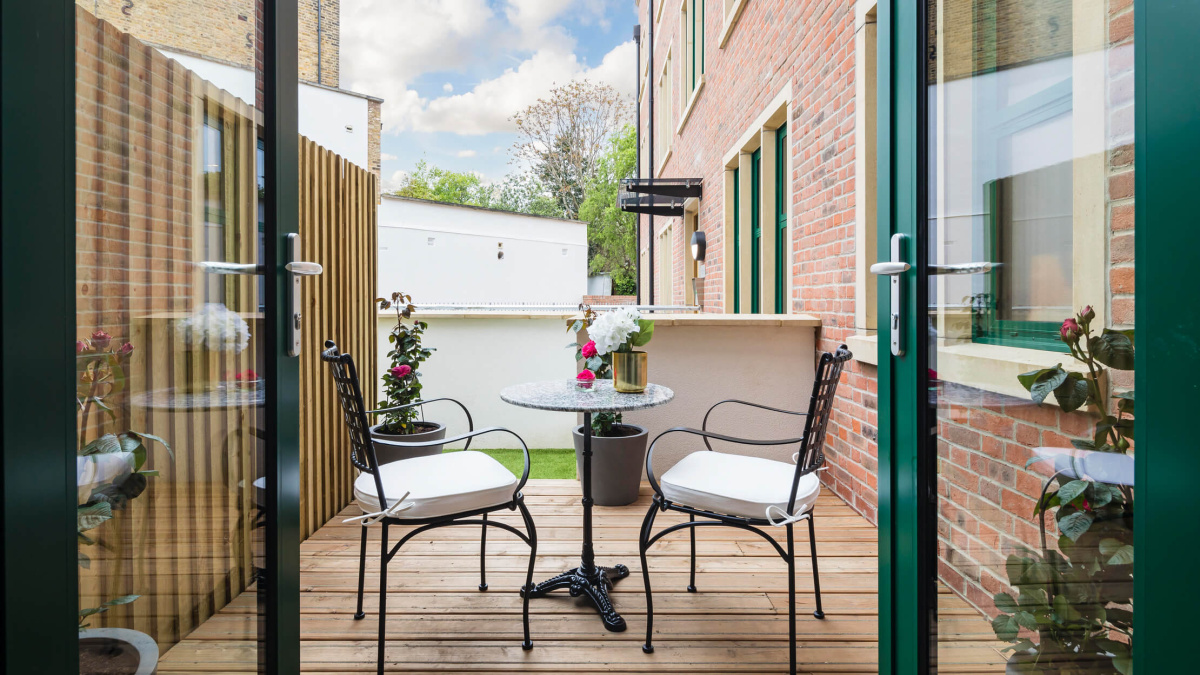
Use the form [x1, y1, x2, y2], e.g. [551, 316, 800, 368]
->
[523, 412, 630, 631]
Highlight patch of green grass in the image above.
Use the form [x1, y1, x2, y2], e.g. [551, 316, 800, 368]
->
[456, 448, 576, 479]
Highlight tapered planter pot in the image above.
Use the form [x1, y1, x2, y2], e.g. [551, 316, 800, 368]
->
[78, 627, 159, 675]
[369, 422, 446, 464]
[573, 423, 648, 506]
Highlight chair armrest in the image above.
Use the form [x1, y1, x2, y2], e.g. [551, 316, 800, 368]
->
[366, 397, 475, 450]
[701, 399, 807, 451]
[645, 426, 806, 498]
[371, 426, 532, 497]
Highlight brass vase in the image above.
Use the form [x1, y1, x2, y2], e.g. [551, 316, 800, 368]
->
[612, 351, 647, 393]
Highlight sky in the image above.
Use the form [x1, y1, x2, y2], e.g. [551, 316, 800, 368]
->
[341, 0, 639, 192]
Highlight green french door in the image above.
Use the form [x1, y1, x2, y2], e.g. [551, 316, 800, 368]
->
[878, 0, 1200, 673]
[775, 123, 788, 314]
[751, 147, 762, 313]
[2, 2, 300, 673]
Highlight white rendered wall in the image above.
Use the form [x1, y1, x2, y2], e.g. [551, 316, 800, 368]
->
[374, 313, 820, 472]
[158, 49, 371, 170]
[378, 197, 588, 305]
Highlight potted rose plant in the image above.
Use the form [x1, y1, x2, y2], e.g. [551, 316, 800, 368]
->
[566, 306, 655, 505]
[77, 332, 171, 674]
[371, 292, 445, 463]
[990, 306, 1133, 674]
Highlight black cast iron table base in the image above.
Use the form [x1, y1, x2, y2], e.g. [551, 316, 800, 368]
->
[524, 563, 630, 631]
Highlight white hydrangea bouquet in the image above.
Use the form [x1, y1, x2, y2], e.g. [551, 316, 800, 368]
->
[175, 303, 251, 353]
[588, 306, 654, 356]
[570, 305, 655, 395]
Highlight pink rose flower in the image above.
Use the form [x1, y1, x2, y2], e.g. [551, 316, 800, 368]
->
[1060, 318, 1082, 343]
[117, 342, 135, 357]
[576, 369, 596, 381]
[235, 369, 258, 381]
[581, 340, 598, 359]
[390, 364, 412, 378]
[1080, 305, 1095, 322]
[89, 329, 112, 350]
[76, 340, 90, 353]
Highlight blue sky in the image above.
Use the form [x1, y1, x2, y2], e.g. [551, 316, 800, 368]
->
[341, 0, 638, 189]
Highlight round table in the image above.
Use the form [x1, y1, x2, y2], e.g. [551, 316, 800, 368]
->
[500, 379, 675, 632]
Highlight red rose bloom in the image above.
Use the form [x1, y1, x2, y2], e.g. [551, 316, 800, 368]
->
[576, 369, 596, 381]
[89, 329, 112, 350]
[391, 364, 412, 378]
[581, 340, 598, 359]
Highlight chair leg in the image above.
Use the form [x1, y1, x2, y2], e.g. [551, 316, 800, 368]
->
[639, 501, 659, 654]
[786, 523, 797, 675]
[686, 514, 697, 593]
[377, 522, 389, 675]
[808, 512, 825, 620]
[354, 524, 368, 620]
[517, 499, 537, 651]
[479, 513, 489, 591]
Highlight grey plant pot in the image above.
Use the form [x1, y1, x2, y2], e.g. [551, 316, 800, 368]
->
[78, 627, 159, 675]
[369, 422, 446, 464]
[573, 423, 649, 506]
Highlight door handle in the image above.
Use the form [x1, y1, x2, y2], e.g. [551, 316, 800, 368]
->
[870, 233, 909, 357]
[198, 261, 265, 275]
[287, 233, 322, 357]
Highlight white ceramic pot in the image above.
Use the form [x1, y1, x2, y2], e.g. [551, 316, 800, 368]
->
[78, 627, 159, 675]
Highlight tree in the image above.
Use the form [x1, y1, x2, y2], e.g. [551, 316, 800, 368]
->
[510, 80, 630, 219]
[490, 171, 563, 218]
[389, 159, 492, 207]
[578, 125, 637, 295]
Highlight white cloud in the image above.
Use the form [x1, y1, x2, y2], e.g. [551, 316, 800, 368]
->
[380, 152, 398, 161]
[381, 169, 409, 192]
[456, 150, 478, 158]
[342, 0, 634, 136]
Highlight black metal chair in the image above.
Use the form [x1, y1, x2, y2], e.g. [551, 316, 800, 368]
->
[321, 341, 538, 675]
[638, 345, 852, 675]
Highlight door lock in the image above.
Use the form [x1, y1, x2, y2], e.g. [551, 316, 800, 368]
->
[870, 233, 910, 357]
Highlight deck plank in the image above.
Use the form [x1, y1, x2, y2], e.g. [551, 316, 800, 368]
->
[158, 480, 1006, 673]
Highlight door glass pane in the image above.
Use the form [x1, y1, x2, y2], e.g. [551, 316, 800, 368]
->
[75, 3, 267, 672]
[925, 0, 1134, 671]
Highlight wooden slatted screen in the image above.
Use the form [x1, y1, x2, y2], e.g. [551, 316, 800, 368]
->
[297, 136, 379, 539]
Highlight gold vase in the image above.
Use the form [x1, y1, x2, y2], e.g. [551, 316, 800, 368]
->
[612, 351, 647, 393]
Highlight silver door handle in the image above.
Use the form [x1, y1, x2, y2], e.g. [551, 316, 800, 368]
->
[287, 234, 322, 357]
[930, 262, 998, 275]
[198, 261, 265, 275]
[870, 233, 909, 356]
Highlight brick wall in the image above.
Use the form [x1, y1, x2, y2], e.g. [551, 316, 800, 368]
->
[368, 98, 383, 192]
[77, 0, 338, 86]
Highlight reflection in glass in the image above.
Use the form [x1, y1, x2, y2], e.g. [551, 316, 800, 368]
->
[926, 0, 1135, 672]
[75, 3, 264, 672]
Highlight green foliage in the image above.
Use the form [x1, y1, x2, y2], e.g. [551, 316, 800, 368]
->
[999, 305, 1134, 670]
[388, 159, 493, 206]
[451, 448, 576, 480]
[578, 125, 638, 293]
[376, 292, 434, 434]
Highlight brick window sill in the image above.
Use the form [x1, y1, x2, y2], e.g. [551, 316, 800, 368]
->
[846, 333, 1088, 400]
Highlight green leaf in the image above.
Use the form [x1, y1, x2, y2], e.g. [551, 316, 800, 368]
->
[1070, 438, 1097, 452]
[1028, 366, 1068, 405]
[128, 430, 173, 462]
[1052, 372, 1090, 413]
[993, 592, 1019, 614]
[79, 606, 108, 619]
[1099, 538, 1134, 565]
[1006, 555, 1029, 586]
[79, 434, 122, 456]
[77, 502, 113, 532]
[103, 594, 140, 607]
[1089, 330, 1135, 370]
[631, 318, 655, 347]
[585, 356, 604, 371]
[79, 551, 90, 569]
[1016, 367, 1051, 392]
[1052, 593, 1082, 621]
[991, 613, 1021, 641]
[1115, 390, 1135, 401]
[1014, 610, 1038, 631]
[1057, 510, 1095, 542]
[569, 319, 583, 334]
[565, 342, 581, 349]
[1090, 483, 1114, 508]
[1056, 479, 1089, 505]
[1113, 655, 1132, 675]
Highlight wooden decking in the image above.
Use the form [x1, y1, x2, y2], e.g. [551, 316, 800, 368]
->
[159, 480, 1006, 673]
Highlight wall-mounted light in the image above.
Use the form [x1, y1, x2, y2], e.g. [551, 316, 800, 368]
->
[690, 231, 706, 262]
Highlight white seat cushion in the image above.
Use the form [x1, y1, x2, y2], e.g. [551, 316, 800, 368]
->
[660, 451, 820, 521]
[354, 451, 518, 520]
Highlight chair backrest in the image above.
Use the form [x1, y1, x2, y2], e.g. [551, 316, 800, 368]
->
[321, 340, 388, 506]
[789, 345, 853, 509]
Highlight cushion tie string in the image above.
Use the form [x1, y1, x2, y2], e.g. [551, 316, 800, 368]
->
[765, 504, 812, 527]
[343, 491, 413, 526]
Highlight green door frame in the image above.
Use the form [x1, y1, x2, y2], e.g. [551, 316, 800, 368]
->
[877, 0, 1200, 672]
[751, 147, 762, 313]
[775, 123, 789, 314]
[1, 2, 301, 673]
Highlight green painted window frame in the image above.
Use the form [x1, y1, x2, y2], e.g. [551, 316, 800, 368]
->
[751, 147, 762, 313]
[774, 123, 788, 314]
[970, 178, 1070, 353]
[733, 166, 741, 313]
